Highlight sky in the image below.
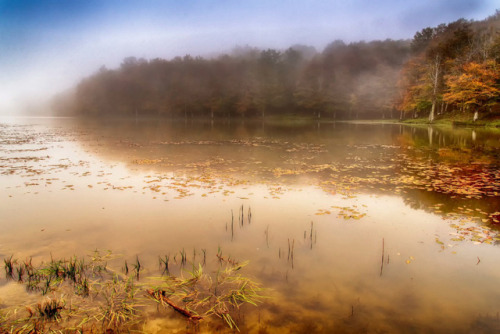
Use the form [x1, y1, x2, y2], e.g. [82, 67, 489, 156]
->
[0, 0, 498, 114]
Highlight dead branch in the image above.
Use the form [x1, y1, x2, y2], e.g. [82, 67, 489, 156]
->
[147, 289, 203, 321]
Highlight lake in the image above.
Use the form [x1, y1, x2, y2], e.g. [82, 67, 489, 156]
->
[1, 117, 499, 333]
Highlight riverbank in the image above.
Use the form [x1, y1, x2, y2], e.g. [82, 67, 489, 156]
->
[400, 116, 500, 128]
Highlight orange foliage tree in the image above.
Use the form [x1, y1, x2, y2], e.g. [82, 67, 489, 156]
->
[397, 58, 433, 118]
[443, 61, 499, 119]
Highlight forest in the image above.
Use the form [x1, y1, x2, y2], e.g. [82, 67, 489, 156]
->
[55, 11, 500, 122]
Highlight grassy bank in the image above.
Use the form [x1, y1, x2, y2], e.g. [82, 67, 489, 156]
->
[400, 114, 500, 128]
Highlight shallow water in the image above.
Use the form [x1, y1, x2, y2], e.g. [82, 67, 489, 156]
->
[1, 117, 499, 333]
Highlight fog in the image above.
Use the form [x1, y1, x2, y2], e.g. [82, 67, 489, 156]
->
[0, 0, 497, 115]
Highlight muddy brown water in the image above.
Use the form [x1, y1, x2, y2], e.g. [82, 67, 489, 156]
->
[1, 117, 499, 333]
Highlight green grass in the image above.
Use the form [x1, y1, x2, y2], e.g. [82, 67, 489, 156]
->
[400, 114, 500, 128]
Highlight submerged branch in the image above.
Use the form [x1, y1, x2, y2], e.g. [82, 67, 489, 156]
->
[147, 289, 203, 321]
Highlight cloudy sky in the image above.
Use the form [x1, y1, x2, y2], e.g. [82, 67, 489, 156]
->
[0, 0, 497, 114]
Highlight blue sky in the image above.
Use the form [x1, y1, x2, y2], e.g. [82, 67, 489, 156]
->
[0, 0, 498, 114]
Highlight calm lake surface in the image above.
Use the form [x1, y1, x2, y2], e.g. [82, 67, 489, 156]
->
[1, 117, 500, 333]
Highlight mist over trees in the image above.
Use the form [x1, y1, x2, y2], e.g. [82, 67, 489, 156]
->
[56, 12, 499, 121]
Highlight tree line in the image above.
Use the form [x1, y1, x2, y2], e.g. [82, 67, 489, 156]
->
[55, 11, 499, 121]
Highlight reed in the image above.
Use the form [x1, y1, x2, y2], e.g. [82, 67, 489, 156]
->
[133, 255, 141, 279]
[202, 248, 207, 265]
[265, 225, 270, 248]
[159, 254, 170, 275]
[3, 255, 15, 278]
[1, 249, 266, 333]
[241, 204, 244, 226]
[16, 265, 25, 282]
[310, 221, 314, 249]
[288, 239, 291, 261]
[24, 257, 34, 276]
[123, 260, 129, 275]
[77, 277, 89, 296]
[35, 297, 65, 321]
[380, 238, 385, 277]
[217, 246, 223, 263]
[180, 248, 187, 266]
[287, 239, 295, 268]
[231, 211, 235, 240]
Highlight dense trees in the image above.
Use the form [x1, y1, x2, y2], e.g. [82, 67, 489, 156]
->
[62, 39, 409, 119]
[398, 11, 500, 122]
[59, 12, 499, 121]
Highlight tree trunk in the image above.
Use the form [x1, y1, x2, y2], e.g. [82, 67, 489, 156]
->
[429, 104, 436, 123]
[428, 55, 441, 123]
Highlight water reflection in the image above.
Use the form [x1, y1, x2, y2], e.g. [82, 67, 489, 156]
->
[1, 118, 499, 333]
[70, 119, 500, 221]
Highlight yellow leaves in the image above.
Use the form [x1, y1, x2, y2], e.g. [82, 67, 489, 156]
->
[443, 60, 500, 109]
[133, 159, 162, 165]
[329, 206, 367, 220]
[272, 168, 300, 177]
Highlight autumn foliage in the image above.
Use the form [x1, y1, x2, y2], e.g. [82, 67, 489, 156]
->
[443, 61, 499, 111]
[397, 12, 500, 122]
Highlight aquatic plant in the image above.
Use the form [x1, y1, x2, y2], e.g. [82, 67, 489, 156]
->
[0, 249, 266, 333]
[3, 255, 15, 278]
[147, 261, 265, 331]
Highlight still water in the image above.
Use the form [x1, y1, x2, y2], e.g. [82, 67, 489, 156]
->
[1, 117, 499, 333]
